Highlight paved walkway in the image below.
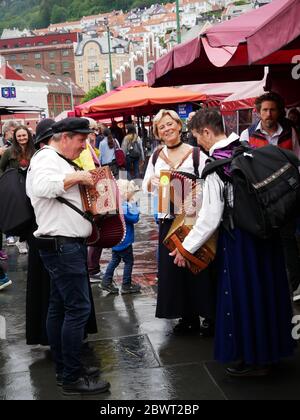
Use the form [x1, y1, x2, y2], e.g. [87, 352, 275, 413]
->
[0, 211, 300, 400]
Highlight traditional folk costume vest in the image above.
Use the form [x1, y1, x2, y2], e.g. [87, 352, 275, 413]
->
[248, 122, 293, 151]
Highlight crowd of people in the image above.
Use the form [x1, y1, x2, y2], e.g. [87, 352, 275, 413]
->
[0, 90, 300, 395]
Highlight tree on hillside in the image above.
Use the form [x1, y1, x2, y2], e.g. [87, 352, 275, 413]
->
[51, 5, 68, 24]
[40, 0, 52, 27]
[81, 81, 107, 104]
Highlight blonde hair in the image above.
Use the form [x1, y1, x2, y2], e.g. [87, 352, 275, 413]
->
[82, 117, 97, 130]
[153, 109, 182, 139]
[117, 179, 139, 200]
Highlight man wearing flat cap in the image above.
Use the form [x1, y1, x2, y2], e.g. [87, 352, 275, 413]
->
[26, 117, 110, 396]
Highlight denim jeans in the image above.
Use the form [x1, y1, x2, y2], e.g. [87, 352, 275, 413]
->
[126, 157, 140, 179]
[39, 242, 91, 383]
[104, 245, 134, 286]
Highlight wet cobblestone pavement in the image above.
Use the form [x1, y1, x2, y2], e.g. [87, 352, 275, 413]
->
[1, 209, 300, 400]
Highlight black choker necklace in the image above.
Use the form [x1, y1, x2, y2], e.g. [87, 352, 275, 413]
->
[167, 141, 183, 150]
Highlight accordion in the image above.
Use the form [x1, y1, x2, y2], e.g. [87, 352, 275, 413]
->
[160, 170, 217, 274]
[80, 166, 126, 248]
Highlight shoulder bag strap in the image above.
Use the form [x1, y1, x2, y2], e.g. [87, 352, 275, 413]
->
[56, 196, 94, 223]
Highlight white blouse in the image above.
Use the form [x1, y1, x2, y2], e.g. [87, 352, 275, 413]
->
[182, 133, 239, 254]
[142, 145, 208, 219]
[142, 145, 207, 192]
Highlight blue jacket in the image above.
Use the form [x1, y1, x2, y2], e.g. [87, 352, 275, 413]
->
[113, 201, 140, 251]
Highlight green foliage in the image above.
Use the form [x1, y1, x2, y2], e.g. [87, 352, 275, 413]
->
[0, 0, 170, 31]
[81, 81, 107, 104]
[234, 0, 250, 5]
[51, 5, 68, 24]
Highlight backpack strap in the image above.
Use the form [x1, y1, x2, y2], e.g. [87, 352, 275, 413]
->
[152, 146, 164, 167]
[201, 157, 233, 181]
[192, 147, 200, 178]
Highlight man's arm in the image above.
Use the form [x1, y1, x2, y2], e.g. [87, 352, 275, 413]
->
[29, 152, 93, 199]
[63, 172, 94, 191]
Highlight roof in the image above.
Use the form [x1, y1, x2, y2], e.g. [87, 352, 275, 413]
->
[20, 66, 85, 96]
[149, 0, 300, 86]
[75, 36, 129, 56]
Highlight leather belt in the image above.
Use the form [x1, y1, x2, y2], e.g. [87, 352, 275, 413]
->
[35, 235, 86, 251]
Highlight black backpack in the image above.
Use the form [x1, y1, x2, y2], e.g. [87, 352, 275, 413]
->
[202, 143, 300, 239]
[127, 140, 141, 160]
[0, 168, 35, 236]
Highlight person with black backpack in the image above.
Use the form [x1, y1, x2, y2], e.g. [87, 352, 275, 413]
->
[172, 109, 296, 377]
[240, 93, 300, 301]
[122, 124, 145, 179]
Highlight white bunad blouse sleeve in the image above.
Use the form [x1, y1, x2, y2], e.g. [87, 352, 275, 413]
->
[182, 171, 225, 255]
[142, 153, 155, 193]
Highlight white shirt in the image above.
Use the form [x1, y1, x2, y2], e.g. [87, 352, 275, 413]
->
[182, 133, 240, 254]
[26, 146, 92, 238]
[240, 121, 300, 159]
[142, 145, 208, 218]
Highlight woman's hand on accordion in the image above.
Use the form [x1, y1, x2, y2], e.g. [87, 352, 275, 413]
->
[147, 175, 160, 192]
[170, 248, 186, 268]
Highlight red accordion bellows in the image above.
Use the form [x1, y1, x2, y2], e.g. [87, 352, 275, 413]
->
[80, 166, 126, 248]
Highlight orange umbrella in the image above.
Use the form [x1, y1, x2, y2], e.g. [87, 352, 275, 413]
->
[81, 86, 206, 118]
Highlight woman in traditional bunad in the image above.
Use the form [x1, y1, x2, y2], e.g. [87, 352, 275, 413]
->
[172, 109, 296, 376]
[142, 109, 217, 336]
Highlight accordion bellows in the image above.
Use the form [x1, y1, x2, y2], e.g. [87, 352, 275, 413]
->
[80, 166, 126, 248]
[159, 170, 217, 274]
[163, 214, 218, 274]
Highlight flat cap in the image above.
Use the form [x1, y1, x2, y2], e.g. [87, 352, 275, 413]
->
[52, 117, 93, 135]
[35, 118, 55, 145]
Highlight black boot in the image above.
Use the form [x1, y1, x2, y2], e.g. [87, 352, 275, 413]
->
[199, 319, 215, 337]
[173, 317, 200, 335]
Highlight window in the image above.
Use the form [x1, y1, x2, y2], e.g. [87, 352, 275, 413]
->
[35, 63, 41, 69]
[50, 63, 56, 71]
[49, 51, 55, 58]
[9, 55, 16, 60]
[62, 50, 69, 56]
[63, 72, 71, 77]
[37, 42, 44, 46]
[147, 61, 154, 71]
[52, 41, 58, 45]
[79, 75, 83, 83]
[78, 62, 83, 70]
[116, 47, 124, 54]
[135, 67, 144, 81]
[62, 62, 70, 69]
[66, 40, 72, 44]
[35, 53, 41, 59]
[22, 53, 28, 60]
[88, 48, 96, 58]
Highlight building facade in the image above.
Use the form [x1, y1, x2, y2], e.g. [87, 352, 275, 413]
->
[0, 32, 78, 81]
[74, 36, 130, 92]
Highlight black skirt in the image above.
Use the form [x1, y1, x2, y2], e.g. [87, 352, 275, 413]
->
[156, 220, 217, 320]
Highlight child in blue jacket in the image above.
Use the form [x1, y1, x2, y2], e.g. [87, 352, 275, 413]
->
[100, 180, 141, 294]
